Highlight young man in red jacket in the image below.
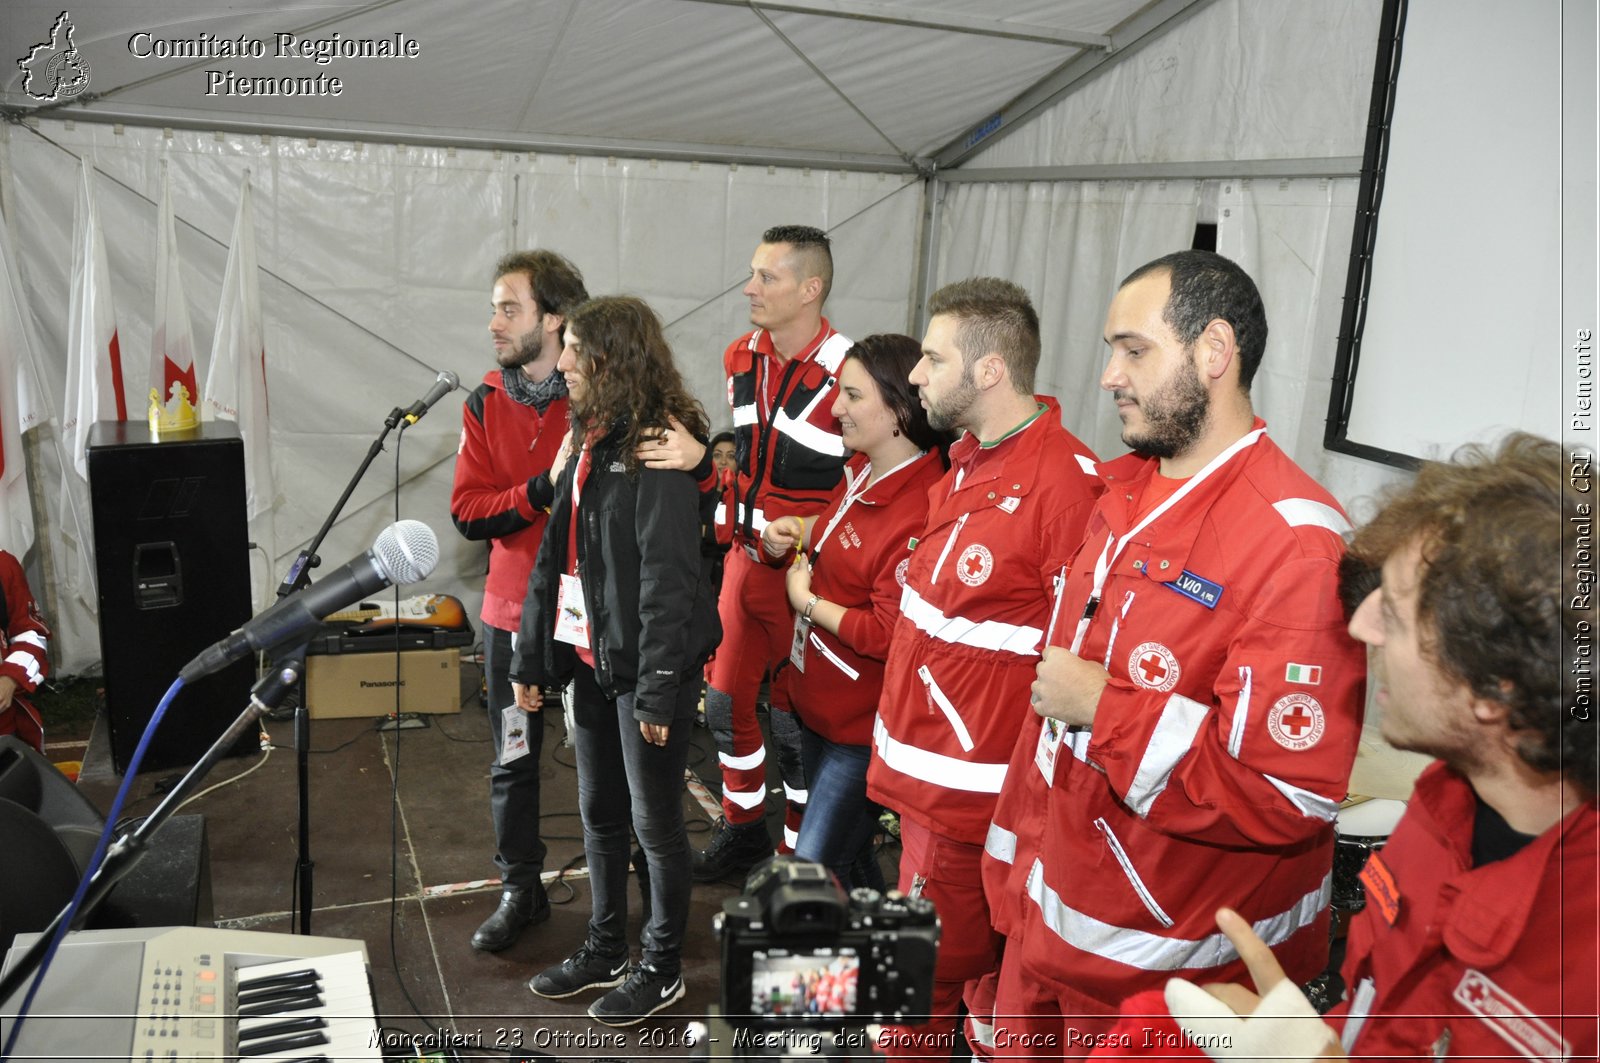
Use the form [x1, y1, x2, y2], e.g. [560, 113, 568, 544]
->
[867, 277, 1102, 1055]
[641, 226, 852, 879]
[450, 250, 587, 952]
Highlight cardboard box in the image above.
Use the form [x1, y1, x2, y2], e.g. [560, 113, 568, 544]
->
[305, 648, 462, 719]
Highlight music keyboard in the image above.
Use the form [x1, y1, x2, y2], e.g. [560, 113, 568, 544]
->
[2, 926, 379, 1062]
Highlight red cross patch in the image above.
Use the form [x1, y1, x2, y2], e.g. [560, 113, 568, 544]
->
[957, 543, 993, 586]
[1126, 642, 1180, 692]
[1267, 692, 1325, 750]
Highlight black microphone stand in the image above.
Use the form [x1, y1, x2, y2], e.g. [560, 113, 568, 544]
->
[0, 662, 303, 1007]
[276, 406, 410, 935]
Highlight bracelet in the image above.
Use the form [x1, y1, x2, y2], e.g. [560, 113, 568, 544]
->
[802, 595, 820, 623]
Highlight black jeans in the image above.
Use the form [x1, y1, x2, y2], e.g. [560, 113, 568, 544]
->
[570, 661, 697, 974]
[484, 623, 546, 889]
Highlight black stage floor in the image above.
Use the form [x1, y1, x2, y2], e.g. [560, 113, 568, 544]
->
[63, 656, 903, 1060]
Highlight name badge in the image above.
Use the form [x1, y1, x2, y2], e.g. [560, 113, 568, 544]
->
[789, 616, 810, 673]
[1163, 568, 1224, 609]
[554, 573, 591, 648]
[1033, 717, 1062, 783]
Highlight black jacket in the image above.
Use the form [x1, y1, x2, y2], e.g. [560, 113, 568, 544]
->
[509, 424, 721, 725]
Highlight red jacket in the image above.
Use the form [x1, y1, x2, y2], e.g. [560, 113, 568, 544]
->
[787, 449, 945, 746]
[1331, 763, 1598, 1060]
[1007, 424, 1366, 1008]
[0, 550, 47, 751]
[449, 370, 568, 630]
[867, 400, 1101, 844]
[1092, 764, 1599, 1061]
[716, 321, 852, 543]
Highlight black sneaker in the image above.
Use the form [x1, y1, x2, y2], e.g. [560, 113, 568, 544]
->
[691, 818, 772, 882]
[587, 962, 685, 1027]
[526, 943, 630, 999]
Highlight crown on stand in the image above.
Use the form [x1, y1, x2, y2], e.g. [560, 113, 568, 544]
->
[148, 382, 199, 434]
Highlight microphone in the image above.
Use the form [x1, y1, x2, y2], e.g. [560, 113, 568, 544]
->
[400, 370, 460, 425]
[180, 520, 440, 682]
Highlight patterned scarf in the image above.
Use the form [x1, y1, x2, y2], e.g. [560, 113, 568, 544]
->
[501, 364, 567, 413]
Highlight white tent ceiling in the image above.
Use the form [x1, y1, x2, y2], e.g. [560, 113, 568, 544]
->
[2, 0, 1209, 172]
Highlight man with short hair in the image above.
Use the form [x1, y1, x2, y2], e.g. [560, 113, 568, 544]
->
[1090, 433, 1597, 1062]
[867, 277, 1101, 1054]
[641, 225, 851, 879]
[982, 250, 1366, 1054]
[451, 250, 587, 951]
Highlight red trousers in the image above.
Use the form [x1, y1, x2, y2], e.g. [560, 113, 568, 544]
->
[878, 818, 1002, 1059]
[707, 548, 796, 827]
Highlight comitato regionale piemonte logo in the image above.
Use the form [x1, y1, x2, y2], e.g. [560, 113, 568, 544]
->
[18, 11, 92, 102]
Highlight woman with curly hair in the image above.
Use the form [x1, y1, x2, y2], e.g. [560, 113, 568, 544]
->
[510, 296, 719, 1026]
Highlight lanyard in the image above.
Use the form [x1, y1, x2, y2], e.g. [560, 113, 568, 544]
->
[811, 451, 923, 566]
[1067, 428, 1264, 656]
[567, 442, 593, 575]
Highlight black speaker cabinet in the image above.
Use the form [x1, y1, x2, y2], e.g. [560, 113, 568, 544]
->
[87, 421, 256, 774]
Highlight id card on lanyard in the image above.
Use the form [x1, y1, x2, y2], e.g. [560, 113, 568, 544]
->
[555, 444, 593, 649]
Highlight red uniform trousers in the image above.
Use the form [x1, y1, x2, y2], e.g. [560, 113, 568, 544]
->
[708, 547, 802, 837]
[877, 817, 1002, 1059]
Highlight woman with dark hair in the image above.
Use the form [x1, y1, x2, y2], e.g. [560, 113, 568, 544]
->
[760, 333, 950, 889]
[509, 296, 719, 1026]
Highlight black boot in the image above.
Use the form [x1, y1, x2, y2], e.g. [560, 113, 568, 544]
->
[691, 818, 772, 882]
[471, 884, 549, 951]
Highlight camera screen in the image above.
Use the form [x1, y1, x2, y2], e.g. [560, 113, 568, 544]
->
[748, 948, 859, 1017]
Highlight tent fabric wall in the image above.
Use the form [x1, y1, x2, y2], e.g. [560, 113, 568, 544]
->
[932, 173, 1406, 516]
[0, 119, 924, 672]
[931, 178, 1199, 458]
[964, 0, 1381, 170]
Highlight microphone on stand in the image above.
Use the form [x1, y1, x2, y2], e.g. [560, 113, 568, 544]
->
[400, 370, 461, 426]
[180, 520, 439, 682]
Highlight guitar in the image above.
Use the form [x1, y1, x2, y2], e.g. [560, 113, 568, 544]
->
[325, 593, 468, 632]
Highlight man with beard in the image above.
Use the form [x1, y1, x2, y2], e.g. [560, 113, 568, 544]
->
[451, 250, 588, 951]
[977, 250, 1366, 1056]
[867, 277, 1100, 1056]
[1081, 433, 1597, 1062]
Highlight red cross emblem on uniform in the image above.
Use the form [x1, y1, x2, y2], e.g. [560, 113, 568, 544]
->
[956, 543, 993, 586]
[1279, 704, 1315, 736]
[1268, 692, 1326, 751]
[1126, 642, 1179, 692]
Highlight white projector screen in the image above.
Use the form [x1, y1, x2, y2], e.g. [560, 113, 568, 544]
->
[1333, 0, 1586, 464]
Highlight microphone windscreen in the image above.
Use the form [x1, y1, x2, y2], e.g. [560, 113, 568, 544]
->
[373, 520, 439, 584]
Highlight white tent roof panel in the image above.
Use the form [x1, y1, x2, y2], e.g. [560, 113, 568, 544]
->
[2, 0, 1171, 168]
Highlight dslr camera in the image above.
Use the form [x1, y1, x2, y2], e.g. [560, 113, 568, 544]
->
[715, 856, 938, 1027]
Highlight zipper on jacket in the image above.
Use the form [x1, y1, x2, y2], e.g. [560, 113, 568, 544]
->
[929, 513, 970, 585]
[1093, 816, 1174, 928]
[809, 631, 860, 680]
[1100, 590, 1137, 670]
[917, 665, 975, 751]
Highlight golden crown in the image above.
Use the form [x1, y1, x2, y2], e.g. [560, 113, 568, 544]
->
[147, 381, 199, 434]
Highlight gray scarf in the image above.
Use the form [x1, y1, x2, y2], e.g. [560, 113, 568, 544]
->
[502, 364, 567, 412]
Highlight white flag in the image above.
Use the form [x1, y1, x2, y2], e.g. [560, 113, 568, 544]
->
[63, 160, 128, 480]
[203, 173, 275, 520]
[150, 163, 198, 411]
[0, 220, 48, 554]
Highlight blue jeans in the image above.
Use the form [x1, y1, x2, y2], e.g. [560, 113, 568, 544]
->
[570, 661, 696, 974]
[484, 624, 546, 889]
[794, 722, 885, 892]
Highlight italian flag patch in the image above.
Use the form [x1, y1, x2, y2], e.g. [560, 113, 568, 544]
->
[1285, 663, 1322, 685]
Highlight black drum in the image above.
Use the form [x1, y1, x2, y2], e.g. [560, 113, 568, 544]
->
[1331, 798, 1406, 912]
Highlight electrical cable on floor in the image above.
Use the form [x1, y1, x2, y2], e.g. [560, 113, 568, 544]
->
[110, 722, 274, 830]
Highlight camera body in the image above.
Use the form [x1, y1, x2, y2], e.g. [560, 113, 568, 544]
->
[716, 857, 938, 1027]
